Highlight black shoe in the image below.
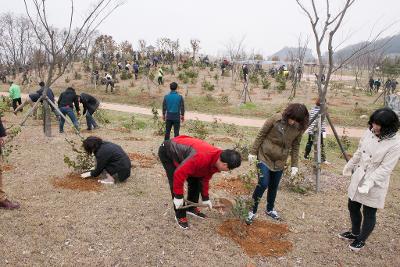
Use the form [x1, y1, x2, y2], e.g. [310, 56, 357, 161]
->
[175, 216, 189, 229]
[187, 207, 206, 219]
[349, 239, 365, 252]
[338, 231, 358, 241]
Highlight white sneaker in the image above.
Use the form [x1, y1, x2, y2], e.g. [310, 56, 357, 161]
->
[323, 161, 331, 165]
[245, 211, 256, 225]
[97, 179, 115, 185]
[266, 210, 280, 220]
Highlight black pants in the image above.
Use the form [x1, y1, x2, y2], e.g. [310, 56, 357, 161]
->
[348, 199, 377, 242]
[158, 143, 201, 219]
[12, 98, 22, 111]
[304, 133, 326, 161]
[105, 81, 114, 92]
[164, 119, 180, 140]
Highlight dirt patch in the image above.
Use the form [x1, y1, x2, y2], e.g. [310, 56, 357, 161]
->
[1, 164, 14, 172]
[213, 177, 254, 196]
[128, 152, 157, 168]
[217, 219, 292, 257]
[116, 136, 148, 141]
[111, 127, 131, 133]
[52, 172, 103, 192]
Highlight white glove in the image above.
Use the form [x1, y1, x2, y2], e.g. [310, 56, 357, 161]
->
[291, 167, 299, 177]
[202, 200, 213, 209]
[248, 154, 257, 165]
[173, 198, 184, 209]
[81, 171, 91, 178]
[358, 180, 374, 194]
[322, 132, 327, 138]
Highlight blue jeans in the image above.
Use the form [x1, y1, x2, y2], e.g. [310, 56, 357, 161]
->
[86, 112, 98, 130]
[251, 161, 283, 214]
[59, 106, 79, 132]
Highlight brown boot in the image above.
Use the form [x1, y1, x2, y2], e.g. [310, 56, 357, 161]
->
[0, 199, 20, 210]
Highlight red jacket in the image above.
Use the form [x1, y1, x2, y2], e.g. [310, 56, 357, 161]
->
[164, 136, 222, 200]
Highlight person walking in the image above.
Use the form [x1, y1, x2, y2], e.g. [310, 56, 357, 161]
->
[246, 103, 309, 224]
[162, 82, 185, 140]
[133, 62, 139, 80]
[81, 136, 131, 184]
[57, 87, 80, 133]
[339, 108, 400, 252]
[8, 81, 22, 112]
[157, 67, 164, 85]
[303, 98, 329, 164]
[0, 117, 20, 210]
[158, 135, 242, 229]
[79, 93, 100, 131]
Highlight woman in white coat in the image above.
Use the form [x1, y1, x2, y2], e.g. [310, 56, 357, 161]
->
[339, 108, 400, 251]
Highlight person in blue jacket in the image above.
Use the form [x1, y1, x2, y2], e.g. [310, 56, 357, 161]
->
[162, 82, 185, 140]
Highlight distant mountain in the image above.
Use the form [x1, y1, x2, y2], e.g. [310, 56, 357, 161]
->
[268, 47, 315, 62]
[329, 33, 400, 61]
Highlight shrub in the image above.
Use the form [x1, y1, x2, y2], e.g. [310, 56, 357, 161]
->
[186, 119, 208, 139]
[120, 70, 133, 80]
[249, 73, 259, 85]
[202, 80, 215, 91]
[74, 71, 82, 80]
[93, 109, 111, 124]
[63, 138, 95, 172]
[151, 104, 165, 136]
[233, 137, 251, 160]
[122, 115, 147, 132]
[218, 94, 229, 105]
[0, 96, 12, 116]
[232, 196, 254, 222]
[261, 78, 271, 89]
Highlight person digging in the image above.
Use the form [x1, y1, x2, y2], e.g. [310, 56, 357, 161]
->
[81, 136, 131, 184]
[78, 93, 100, 131]
[158, 135, 242, 229]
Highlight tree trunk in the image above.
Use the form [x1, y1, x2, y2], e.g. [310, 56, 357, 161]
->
[42, 100, 52, 137]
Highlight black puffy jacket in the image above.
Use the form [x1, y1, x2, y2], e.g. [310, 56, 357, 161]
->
[80, 93, 99, 115]
[58, 87, 80, 112]
[90, 141, 131, 181]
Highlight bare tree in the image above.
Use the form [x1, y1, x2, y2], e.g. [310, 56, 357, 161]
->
[0, 13, 35, 70]
[287, 35, 309, 98]
[23, 0, 124, 137]
[190, 39, 200, 61]
[225, 36, 246, 84]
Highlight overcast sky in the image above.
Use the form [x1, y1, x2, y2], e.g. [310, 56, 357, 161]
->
[5, 0, 400, 57]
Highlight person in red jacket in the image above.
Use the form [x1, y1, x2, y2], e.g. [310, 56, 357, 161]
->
[158, 135, 242, 229]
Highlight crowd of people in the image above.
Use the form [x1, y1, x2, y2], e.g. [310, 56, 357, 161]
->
[0, 76, 399, 254]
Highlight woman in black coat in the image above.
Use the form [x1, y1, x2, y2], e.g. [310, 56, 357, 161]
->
[79, 93, 100, 130]
[81, 136, 131, 184]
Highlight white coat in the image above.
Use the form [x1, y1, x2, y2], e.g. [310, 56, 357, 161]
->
[343, 129, 400, 209]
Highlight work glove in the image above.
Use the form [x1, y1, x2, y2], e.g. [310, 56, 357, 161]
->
[322, 132, 327, 138]
[358, 180, 374, 194]
[291, 167, 299, 177]
[173, 197, 184, 209]
[81, 171, 91, 178]
[202, 200, 213, 209]
[248, 154, 257, 165]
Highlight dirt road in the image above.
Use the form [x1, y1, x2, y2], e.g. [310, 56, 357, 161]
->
[1, 92, 365, 138]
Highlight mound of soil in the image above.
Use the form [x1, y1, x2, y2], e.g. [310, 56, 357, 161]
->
[128, 152, 157, 168]
[1, 164, 14, 172]
[52, 173, 103, 192]
[213, 177, 254, 196]
[217, 219, 292, 257]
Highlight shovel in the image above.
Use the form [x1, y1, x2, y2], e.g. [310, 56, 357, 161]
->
[177, 198, 233, 214]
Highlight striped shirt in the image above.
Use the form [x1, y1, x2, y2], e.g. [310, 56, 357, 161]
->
[306, 106, 326, 134]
